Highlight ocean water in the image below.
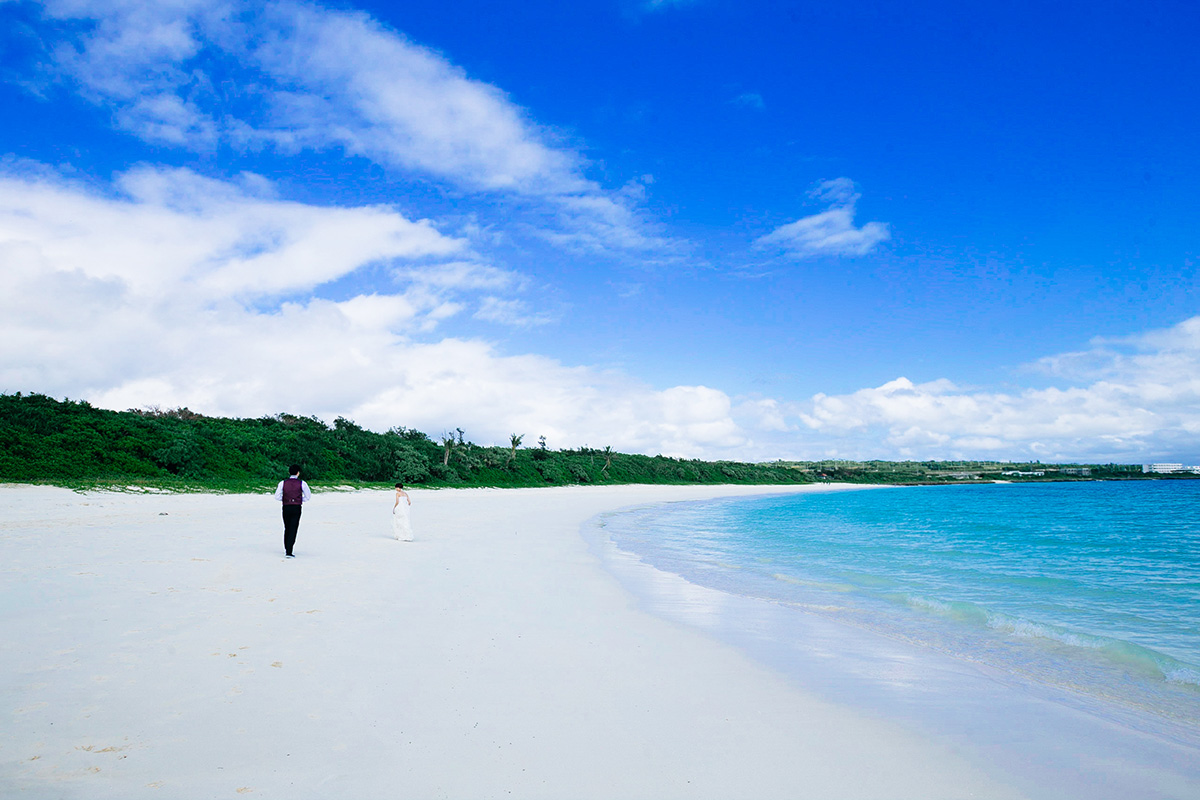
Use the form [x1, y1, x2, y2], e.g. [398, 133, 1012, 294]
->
[604, 480, 1200, 725]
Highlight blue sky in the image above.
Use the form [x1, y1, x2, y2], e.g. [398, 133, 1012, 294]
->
[1, 0, 1198, 462]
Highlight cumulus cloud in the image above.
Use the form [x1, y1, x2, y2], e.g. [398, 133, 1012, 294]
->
[0, 163, 463, 302]
[756, 177, 890, 258]
[28, 0, 676, 256]
[797, 317, 1200, 461]
[0, 161, 749, 457]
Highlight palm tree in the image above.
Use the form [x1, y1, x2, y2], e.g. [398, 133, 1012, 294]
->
[439, 432, 456, 466]
[508, 433, 523, 463]
[602, 445, 613, 476]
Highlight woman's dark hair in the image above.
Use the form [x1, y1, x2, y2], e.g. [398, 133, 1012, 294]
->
[395, 482, 404, 489]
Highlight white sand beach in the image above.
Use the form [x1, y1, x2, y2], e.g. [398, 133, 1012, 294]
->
[1, 482, 1038, 799]
[0, 479, 1179, 800]
[6, 482, 1200, 800]
[5, 480, 1198, 800]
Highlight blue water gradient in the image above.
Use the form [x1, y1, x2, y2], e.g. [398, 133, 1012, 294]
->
[606, 481, 1200, 723]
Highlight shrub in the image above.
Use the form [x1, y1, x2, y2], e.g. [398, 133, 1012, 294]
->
[393, 447, 431, 483]
[428, 462, 461, 483]
[536, 463, 566, 483]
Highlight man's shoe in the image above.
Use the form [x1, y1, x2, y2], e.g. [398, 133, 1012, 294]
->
[286, 553, 295, 558]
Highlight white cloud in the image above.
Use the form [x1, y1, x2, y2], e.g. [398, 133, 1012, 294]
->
[0, 162, 502, 390]
[246, 1, 587, 195]
[0, 163, 462, 302]
[33, 0, 676, 256]
[0, 161, 749, 458]
[756, 177, 890, 258]
[797, 318, 1200, 461]
[40, 0, 577, 190]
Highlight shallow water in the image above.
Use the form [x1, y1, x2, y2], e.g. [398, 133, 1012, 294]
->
[604, 480, 1200, 726]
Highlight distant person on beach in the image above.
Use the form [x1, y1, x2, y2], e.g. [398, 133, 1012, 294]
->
[392, 482, 413, 541]
[273, 465, 312, 557]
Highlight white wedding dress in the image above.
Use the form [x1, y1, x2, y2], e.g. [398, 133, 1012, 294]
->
[392, 499, 413, 541]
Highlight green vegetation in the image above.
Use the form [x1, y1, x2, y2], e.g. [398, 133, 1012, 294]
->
[0, 393, 812, 491]
[0, 393, 1167, 492]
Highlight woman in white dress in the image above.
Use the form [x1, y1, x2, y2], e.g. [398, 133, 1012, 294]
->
[392, 482, 413, 541]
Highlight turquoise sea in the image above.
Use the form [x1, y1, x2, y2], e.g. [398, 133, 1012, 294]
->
[604, 480, 1200, 725]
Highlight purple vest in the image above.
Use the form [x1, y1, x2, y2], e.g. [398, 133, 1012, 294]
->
[282, 477, 304, 505]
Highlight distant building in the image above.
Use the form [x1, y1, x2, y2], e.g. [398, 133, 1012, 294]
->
[1144, 463, 1184, 474]
[1002, 470, 1045, 477]
[1061, 467, 1091, 477]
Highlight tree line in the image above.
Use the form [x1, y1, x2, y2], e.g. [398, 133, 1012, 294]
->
[2, 393, 1154, 491]
[0, 393, 814, 490]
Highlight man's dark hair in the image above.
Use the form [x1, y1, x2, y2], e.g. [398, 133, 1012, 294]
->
[289, 465, 301, 476]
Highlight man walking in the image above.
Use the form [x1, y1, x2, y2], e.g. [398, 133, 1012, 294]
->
[273, 465, 312, 557]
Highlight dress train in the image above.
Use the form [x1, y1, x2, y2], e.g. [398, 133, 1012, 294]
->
[392, 503, 413, 541]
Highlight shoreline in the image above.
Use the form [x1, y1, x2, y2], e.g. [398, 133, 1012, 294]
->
[587, 486, 1200, 799]
[2, 482, 1190, 797]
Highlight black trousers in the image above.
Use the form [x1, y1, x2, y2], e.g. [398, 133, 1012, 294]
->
[282, 504, 302, 555]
